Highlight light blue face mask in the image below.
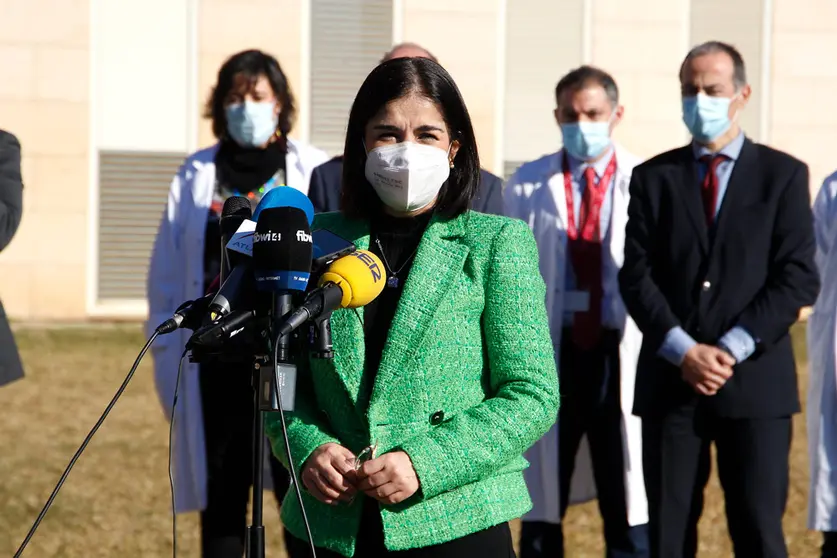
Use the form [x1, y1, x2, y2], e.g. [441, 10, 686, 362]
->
[225, 101, 279, 147]
[560, 120, 612, 161]
[681, 94, 734, 143]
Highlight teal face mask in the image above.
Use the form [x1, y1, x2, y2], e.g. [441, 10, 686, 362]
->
[225, 101, 279, 147]
[681, 94, 735, 143]
[560, 121, 612, 161]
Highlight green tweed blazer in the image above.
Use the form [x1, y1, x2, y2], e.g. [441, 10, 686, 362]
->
[266, 209, 559, 557]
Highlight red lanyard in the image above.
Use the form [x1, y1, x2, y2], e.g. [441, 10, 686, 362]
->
[562, 151, 617, 242]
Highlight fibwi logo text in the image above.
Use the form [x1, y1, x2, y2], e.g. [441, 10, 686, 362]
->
[254, 230, 281, 243]
[296, 230, 313, 243]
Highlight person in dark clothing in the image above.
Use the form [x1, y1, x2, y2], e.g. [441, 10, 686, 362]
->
[0, 129, 24, 389]
[199, 49, 297, 558]
[147, 49, 327, 558]
[619, 41, 820, 558]
[307, 43, 504, 216]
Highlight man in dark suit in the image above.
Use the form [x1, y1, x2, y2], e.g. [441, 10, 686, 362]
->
[618, 41, 820, 558]
[307, 42, 504, 215]
[0, 129, 24, 388]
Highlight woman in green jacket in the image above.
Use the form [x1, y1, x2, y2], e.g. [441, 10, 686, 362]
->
[267, 56, 559, 557]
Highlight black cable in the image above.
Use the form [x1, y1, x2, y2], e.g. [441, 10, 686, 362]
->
[13, 330, 160, 558]
[168, 350, 188, 558]
[272, 337, 317, 558]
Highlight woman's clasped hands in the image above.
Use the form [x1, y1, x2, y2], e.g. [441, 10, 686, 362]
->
[301, 443, 420, 506]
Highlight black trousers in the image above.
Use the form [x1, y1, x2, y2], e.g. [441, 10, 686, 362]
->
[823, 532, 837, 558]
[642, 405, 791, 558]
[199, 362, 291, 558]
[520, 329, 648, 558]
[284, 498, 515, 557]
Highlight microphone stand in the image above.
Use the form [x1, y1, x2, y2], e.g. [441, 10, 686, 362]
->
[246, 292, 295, 558]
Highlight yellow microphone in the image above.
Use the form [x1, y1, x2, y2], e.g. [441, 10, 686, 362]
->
[276, 250, 386, 337]
[318, 249, 385, 308]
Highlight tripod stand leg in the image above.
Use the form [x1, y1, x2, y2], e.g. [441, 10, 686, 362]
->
[245, 526, 265, 558]
[246, 374, 266, 558]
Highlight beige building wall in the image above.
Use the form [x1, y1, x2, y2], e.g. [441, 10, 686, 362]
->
[503, 0, 583, 176]
[89, 0, 196, 318]
[2, 0, 837, 321]
[0, 0, 90, 320]
[401, 0, 501, 172]
[690, 0, 767, 142]
[501, 0, 691, 170]
[771, 0, 837, 195]
[591, 0, 690, 159]
[197, 0, 305, 149]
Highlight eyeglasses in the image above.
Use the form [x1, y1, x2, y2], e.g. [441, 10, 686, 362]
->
[346, 441, 378, 505]
[353, 441, 378, 471]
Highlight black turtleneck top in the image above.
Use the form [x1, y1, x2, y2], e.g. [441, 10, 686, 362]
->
[360, 210, 433, 408]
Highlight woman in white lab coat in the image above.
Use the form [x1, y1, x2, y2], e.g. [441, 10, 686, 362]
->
[808, 169, 837, 558]
[145, 49, 328, 557]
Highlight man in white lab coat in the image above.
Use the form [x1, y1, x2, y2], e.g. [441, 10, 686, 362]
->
[808, 169, 837, 558]
[504, 65, 648, 558]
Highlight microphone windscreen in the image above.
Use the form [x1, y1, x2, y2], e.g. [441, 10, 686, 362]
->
[221, 195, 252, 220]
[318, 250, 386, 308]
[252, 186, 314, 225]
[252, 206, 313, 292]
[220, 196, 254, 269]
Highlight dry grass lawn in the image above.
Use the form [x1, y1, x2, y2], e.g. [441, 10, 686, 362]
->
[0, 323, 822, 557]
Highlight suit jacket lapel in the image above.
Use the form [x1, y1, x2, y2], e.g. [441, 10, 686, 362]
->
[712, 138, 759, 244]
[323, 217, 370, 407]
[673, 146, 709, 253]
[368, 212, 470, 410]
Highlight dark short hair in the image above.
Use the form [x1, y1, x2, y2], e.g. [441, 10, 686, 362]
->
[555, 65, 619, 107]
[204, 49, 296, 140]
[680, 41, 747, 89]
[340, 57, 480, 220]
[381, 42, 439, 64]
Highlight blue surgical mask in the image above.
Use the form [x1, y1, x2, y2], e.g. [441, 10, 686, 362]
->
[681, 94, 734, 143]
[225, 101, 279, 147]
[560, 121, 612, 161]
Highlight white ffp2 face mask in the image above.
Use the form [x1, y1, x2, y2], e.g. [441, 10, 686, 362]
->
[364, 142, 451, 213]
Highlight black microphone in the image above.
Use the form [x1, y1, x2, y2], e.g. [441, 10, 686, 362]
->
[252, 206, 313, 363]
[155, 293, 217, 335]
[207, 197, 253, 320]
[186, 308, 257, 347]
[219, 196, 252, 283]
[187, 206, 313, 352]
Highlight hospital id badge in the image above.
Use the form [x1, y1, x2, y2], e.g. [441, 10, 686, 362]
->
[564, 290, 590, 312]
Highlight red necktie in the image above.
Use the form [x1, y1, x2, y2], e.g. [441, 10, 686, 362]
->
[700, 154, 728, 227]
[570, 167, 606, 350]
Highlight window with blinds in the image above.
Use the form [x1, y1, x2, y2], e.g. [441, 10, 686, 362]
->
[97, 151, 185, 302]
[310, 0, 393, 156]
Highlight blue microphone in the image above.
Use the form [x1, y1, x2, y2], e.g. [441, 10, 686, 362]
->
[252, 205, 314, 364]
[205, 188, 314, 321]
[252, 206, 313, 293]
[252, 186, 314, 225]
